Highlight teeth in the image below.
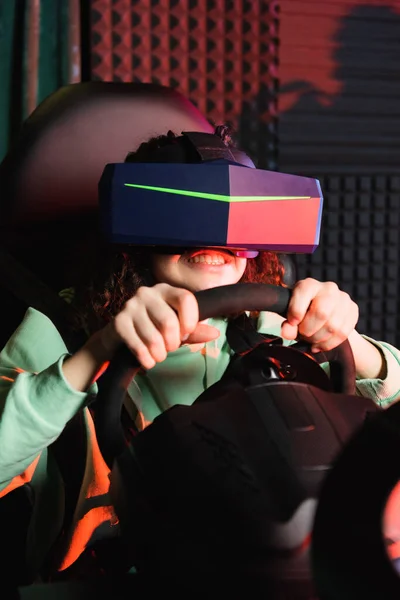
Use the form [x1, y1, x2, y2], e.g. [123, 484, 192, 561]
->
[188, 254, 225, 265]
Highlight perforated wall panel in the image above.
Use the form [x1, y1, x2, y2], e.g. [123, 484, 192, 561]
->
[89, 0, 280, 168]
[296, 175, 400, 345]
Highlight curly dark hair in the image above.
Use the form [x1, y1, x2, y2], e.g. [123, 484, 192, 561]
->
[71, 126, 287, 334]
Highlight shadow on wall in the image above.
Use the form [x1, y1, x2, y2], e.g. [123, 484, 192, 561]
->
[277, 4, 400, 173]
[272, 4, 400, 347]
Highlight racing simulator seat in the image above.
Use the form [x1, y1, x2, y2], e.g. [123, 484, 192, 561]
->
[1, 82, 400, 600]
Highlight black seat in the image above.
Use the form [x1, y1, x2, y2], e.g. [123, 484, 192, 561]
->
[0, 81, 298, 587]
[0, 81, 214, 588]
[0, 81, 214, 344]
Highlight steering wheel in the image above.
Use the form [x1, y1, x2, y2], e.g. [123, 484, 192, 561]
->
[94, 283, 356, 470]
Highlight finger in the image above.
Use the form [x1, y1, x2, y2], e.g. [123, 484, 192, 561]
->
[310, 307, 359, 353]
[304, 311, 347, 344]
[133, 312, 170, 362]
[280, 320, 299, 340]
[135, 285, 196, 347]
[297, 292, 338, 338]
[308, 321, 347, 353]
[300, 289, 355, 340]
[184, 324, 220, 345]
[311, 332, 348, 353]
[145, 301, 182, 352]
[156, 285, 199, 339]
[286, 278, 323, 326]
[113, 313, 157, 369]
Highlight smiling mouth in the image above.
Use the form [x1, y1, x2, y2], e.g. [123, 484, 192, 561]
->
[183, 248, 234, 265]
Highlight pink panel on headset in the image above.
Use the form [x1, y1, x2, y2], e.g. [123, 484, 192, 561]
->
[226, 198, 321, 250]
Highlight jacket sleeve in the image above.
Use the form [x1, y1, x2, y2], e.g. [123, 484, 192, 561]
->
[0, 308, 96, 493]
[353, 336, 400, 408]
[256, 311, 400, 408]
[314, 337, 400, 407]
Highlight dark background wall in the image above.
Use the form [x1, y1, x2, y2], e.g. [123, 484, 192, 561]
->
[279, 0, 400, 344]
[0, 0, 399, 346]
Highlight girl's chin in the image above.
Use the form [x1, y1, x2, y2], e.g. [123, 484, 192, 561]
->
[180, 265, 239, 291]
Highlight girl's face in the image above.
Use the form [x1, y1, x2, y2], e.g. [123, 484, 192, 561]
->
[151, 248, 247, 292]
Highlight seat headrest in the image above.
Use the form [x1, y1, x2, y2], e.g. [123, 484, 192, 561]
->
[0, 81, 213, 228]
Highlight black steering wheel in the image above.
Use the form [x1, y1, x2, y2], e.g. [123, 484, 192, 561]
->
[94, 283, 356, 470]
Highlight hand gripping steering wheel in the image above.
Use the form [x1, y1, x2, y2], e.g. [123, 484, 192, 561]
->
[94, 283, 356, 470]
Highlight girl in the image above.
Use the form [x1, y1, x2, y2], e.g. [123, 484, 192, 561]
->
[1, 126, 400, 581]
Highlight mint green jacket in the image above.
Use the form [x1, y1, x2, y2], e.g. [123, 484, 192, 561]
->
[1, 307, 400, 575]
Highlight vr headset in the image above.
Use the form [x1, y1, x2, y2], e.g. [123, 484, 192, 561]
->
[99, 131, 323, 256]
